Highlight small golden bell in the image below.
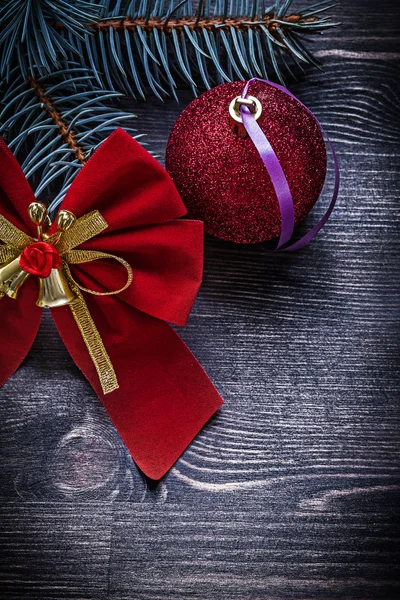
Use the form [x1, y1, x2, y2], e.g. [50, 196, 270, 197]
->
[36, 266, 76, 308]
[0, 256, 30, 299]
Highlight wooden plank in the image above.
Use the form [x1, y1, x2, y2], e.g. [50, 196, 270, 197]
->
[109, 503, 400, 599]
[0, 0, 399, 597]
[0, 503, 112, 599]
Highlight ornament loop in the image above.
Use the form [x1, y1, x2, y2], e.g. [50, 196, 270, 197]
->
[229, 95, 262, 124]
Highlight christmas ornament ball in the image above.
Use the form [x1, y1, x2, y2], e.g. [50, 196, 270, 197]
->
[166, 81, 327, 244]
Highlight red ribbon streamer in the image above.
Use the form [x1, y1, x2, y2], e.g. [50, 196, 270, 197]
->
[0, 129, 223, 479]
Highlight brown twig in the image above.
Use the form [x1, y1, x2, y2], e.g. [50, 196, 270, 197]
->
[28, 76, 87, 164]
[52, 14, 318, 35]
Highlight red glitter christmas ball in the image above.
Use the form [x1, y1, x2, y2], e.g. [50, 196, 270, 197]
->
[166, 81, 327, 244]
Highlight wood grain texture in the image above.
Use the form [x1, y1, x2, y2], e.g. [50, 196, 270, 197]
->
[0, 1, 399, 598]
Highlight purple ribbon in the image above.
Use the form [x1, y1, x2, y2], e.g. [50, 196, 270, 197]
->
[240, 78, 340, 251]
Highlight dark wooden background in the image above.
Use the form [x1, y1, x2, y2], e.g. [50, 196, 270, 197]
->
[1, 1, 399, 598]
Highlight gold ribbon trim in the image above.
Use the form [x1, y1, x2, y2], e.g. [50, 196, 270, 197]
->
[64, 264, 119, 394]
[0, 244, 19, 264]
[55, 211, 108, 255]
[0, 210, 132, 396]
[0, 215, 34, 250]
[64, 249, 133, 296]
[0, 245, 20, 300]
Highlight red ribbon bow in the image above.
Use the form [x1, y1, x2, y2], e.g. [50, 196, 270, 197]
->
[0, 128, 223, 479]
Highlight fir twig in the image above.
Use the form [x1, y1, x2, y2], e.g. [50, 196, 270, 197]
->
[28, 76, 87, 164]
[0, 0, 341, 98]
[53, 14, 321, 34]
[0, 65, 140, 214]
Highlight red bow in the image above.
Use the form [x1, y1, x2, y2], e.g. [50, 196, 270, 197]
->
[0, 128, 223, 479]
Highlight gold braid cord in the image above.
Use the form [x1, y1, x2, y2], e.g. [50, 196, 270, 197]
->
[0, 215, 34, 250]
[64, 249, 133, 296]
[0, 245, 19, 264]
[56, 211, 108, 255]
[58, 212, 127, 395]
[64, 265, 119, 394]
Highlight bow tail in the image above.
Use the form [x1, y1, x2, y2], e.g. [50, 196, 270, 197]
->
[0, 278, 42, 388]
[51, 295, 223, 480]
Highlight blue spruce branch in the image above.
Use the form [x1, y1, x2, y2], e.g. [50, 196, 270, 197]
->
[0, 0, 341, 98]
[0, 66, 140, 214]
[0, 0, 340, 208]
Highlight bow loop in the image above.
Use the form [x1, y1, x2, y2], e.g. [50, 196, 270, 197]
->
[60, 128, 188, 231]
[78, 220, 204, 326]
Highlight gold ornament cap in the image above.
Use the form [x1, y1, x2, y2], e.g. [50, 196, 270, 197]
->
[57, 210, 76, 232]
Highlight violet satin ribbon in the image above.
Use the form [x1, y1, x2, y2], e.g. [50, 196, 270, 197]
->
[240, 78, 340, 251]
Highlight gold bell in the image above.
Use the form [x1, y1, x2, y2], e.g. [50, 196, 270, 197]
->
[36, 266, 76, 308]
[36, 209, 77, 309]
[0, 256, 30, 299]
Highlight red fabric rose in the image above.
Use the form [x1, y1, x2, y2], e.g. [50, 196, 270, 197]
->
[19, 242, 61, 278]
